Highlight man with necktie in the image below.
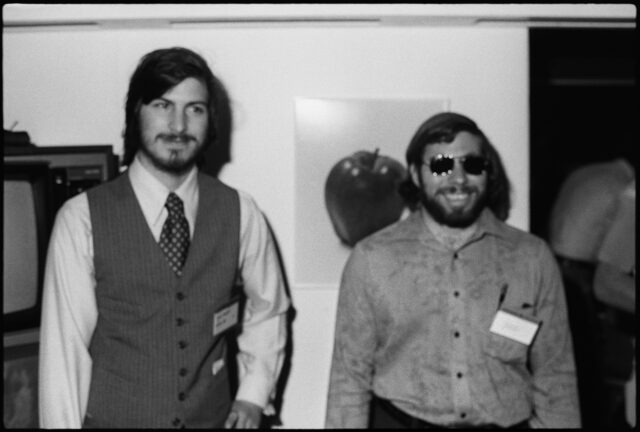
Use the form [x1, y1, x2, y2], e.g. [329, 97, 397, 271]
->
[38, 47, 290, 429]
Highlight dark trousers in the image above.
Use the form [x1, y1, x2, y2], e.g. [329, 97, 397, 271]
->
[558, 257, 634, 429]
[369, 396, 529, 429]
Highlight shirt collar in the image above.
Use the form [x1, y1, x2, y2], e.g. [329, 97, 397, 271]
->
[416, 206, 512, 245]
[128, 156, 199, 231]
[474, 208, 510, 239]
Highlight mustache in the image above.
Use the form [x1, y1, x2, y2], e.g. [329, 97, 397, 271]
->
[156, 133, 196, 143]
[437, 185, 478, 195]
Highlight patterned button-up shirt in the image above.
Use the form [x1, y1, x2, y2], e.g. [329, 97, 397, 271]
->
[326, 208, 580, 428]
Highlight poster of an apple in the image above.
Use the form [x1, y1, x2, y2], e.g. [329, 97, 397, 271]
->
[324, 148, 407, 247]
[294, 97, 449, 286]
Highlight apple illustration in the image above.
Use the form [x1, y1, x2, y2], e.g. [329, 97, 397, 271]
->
[325, 148, 407, 247]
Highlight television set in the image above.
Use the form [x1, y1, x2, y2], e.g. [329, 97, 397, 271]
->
[3, 145, 118, 332]
[3, 145, 118, 428]
[3, 162, 51, 428]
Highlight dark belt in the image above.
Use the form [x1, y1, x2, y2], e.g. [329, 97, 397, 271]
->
[371, 396, 530, 429]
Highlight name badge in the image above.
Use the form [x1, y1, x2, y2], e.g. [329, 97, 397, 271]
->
[213, 299, 240, 337]
[489, 309, 540, 346]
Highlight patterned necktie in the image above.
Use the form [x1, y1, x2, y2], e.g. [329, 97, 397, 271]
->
[159, 193, 190, 276]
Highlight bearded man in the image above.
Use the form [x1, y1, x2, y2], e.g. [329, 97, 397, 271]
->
[39, 47, 289, 429]
[325, 112, 580, 429]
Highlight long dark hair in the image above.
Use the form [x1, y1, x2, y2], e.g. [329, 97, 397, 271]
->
[122, 47, 230, 168]
[398, 112, 512, 221]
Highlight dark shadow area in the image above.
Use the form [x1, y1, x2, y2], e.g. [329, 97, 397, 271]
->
[261, 215, 296, 428]
[200, 73, 234, 178]
[529, 27, 637, 239]
[530, 27, 637, 430]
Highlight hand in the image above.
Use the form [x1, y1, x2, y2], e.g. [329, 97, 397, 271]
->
[224, 399, 263, 429]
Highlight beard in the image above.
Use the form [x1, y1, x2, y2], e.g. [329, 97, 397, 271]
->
[140, 133, 206, 175]
[420, 185, 487, 228]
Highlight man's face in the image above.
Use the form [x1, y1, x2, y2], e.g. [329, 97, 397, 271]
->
[410, 131, 488, 228]
[138, 77, 209, 175]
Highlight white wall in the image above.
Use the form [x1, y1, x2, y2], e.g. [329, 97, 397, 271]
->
[7, 5, 626, 428]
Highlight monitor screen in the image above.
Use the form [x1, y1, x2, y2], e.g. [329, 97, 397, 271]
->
[3, 180, 39, 314]
[3, 163, 52, 332]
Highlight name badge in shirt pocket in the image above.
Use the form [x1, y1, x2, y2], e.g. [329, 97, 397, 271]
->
[484, 309, 538, 362]
[490, 309, 540, 345]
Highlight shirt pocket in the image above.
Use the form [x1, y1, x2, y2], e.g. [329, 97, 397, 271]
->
[483, 330, 529, 363]
[483, 286, 537, 363]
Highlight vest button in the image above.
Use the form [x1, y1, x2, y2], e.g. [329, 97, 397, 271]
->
[172, 418, 181, 427]
[457, 372, 463, 379]
[178, 340, 188, 349]
[454, 331, 460, 338]
[454, 291, 460, 298]
[176, 318, 185, 326]
[178, 392, 186, 401]
[179, 367, 188, 376]
[176, 292, 185, 301]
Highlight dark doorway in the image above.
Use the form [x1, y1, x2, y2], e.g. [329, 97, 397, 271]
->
[529, 27, 636, 429]
[529, 27, 636, 240]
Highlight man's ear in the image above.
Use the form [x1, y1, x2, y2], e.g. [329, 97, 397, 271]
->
[409, 164, 421, 188]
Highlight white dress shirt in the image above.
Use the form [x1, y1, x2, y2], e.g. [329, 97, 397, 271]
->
[38, 157, 290, 428]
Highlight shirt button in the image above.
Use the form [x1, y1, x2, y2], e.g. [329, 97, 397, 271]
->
[460, 412, 467, 419]
[453, 252, 459, 259]
[454, 291, 460, 298]
[176, 318, 185, 326]
[454, 331, 460, 338]
[179, 340, 188, 349]
[179, 368, 188, 376]
[178, 392, 186, 401]
[457, 372, 463, 378]
[176, 292, 185, 301]
[172, 418, 181, 427]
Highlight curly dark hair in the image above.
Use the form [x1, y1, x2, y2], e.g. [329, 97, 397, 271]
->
[122, 47, 230, 168]
[398, 112, 512, 221]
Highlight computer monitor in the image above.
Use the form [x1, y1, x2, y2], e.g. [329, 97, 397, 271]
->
[3, 145, 118, 332]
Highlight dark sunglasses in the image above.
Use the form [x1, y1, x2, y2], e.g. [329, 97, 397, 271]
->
[426, 154, 488, 176]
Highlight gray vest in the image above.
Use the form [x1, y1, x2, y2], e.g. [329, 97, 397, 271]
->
[84, 172, 240, 428]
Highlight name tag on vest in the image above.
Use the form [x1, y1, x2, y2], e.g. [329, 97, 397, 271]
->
[489, 309, 540, 346]
[213, 298, 240, 336]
